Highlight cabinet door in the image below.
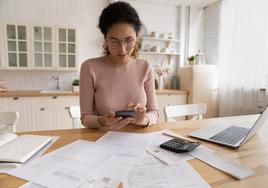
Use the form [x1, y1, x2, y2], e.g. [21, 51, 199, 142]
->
[180, 65, 218, 118]
[57, 28, 76, 70]
[56, 96, 79, 129]
[30, 96, 78, 131]
[0, 98, 7, 111]
[57, 106, 73, 129]
[32, 26, 55, 69]
[31, 105, 57, 131]
[5, 24, 30, 69]
[157, 93, 187, 123]
[5, 97, 30, 132]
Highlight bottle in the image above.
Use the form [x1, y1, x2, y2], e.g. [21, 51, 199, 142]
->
[257, 88, 266, 113]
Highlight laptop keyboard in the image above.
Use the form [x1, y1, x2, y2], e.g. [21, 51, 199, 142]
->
[209, 126, 249, 145]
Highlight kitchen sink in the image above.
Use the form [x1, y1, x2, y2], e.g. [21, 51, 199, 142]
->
[40, 90, 73, 93]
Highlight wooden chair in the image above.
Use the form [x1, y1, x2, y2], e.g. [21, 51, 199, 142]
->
[164, 103, 207, 122]
[0, 111, 19, 133]
[68, 105, 83, 128]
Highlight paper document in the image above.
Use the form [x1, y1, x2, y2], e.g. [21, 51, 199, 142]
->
[0, 133, 17, 147]
[96, 131, 154, 150]
[20, 182, 47, 188]
[76, 131, 154, 188]
[9, 140, 123, 188]
[189, 146, 255, 179]
[78, 146, 145, 188]
[0, 136, 59, 173]
[0, 134, 53, 163]
[148, 130, 193, 164]
[123, 152, 211, 188]
[160, 129, 254, 179]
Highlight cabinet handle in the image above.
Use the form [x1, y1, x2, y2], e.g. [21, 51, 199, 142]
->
[52, 96, 57, 99]
[40, 108, 45, 111]
[13, 97, 19, 100]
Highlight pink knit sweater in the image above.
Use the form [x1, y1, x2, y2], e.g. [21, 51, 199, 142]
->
[79, 56, 159, 128]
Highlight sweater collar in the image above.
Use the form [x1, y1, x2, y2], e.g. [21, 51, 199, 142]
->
[104, 56, 134, 68]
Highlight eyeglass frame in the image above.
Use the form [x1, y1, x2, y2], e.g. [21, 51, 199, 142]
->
[106, 36, 137, 50]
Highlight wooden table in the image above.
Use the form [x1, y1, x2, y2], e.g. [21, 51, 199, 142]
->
[1, 115, 268, 188]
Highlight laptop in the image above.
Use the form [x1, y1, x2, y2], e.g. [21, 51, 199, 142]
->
[189, 106, 268, 149]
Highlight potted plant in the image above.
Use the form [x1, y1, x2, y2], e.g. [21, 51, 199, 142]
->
[72, 79, 80, 92]
[187, 56, 195, 66]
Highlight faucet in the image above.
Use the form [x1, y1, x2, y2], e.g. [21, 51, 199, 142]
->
[51, 76, 60, 90]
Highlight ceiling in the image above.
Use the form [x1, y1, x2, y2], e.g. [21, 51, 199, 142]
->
[132, 0, 219, 7]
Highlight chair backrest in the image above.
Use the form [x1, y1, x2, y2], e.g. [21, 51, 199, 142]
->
[0, 111, 19, 133]
[68, 105, 83, 128]
[164, 103, 207, 122]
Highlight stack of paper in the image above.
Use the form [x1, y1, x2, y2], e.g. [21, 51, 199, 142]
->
[0, 134, 53, 163]
[0, 133, 58, 173]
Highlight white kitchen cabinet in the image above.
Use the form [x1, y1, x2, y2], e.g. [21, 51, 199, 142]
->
[31, 105, 57, 131]
[0, 98, 6, 111]
[1, 23, 77, 70]
[29, 96, 79, 131]
[31, 26, 55, 69]
[0, 95, 79, 132]
[2, 97, 30, 132]
[156, 92, 187, 122]
[4, 24, 30, 69]
[56, 27, 76, 70]
[179, 65, 218, 118]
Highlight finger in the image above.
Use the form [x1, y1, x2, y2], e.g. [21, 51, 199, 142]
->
[109, 117, 123, 125]
[103, 116, 122, 127]
[110, 118, 132, 130]
[107, 111, 115, 118]
[134, 103, 142, 110]
[136, 106, 145, 112]
[124, 102, 134, 110]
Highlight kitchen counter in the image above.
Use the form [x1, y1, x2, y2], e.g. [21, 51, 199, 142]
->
[0, 90, 79, 97]
[0, 89, 187, 97]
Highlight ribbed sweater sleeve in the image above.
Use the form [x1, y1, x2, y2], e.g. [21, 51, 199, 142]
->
[79, 60, 101, 128]
[144, 64, 159, 125]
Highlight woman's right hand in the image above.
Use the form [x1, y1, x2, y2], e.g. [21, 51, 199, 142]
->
[97, 111, 132, 130]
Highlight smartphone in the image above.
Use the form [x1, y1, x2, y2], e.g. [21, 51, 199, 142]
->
[115, 110, 136, 118]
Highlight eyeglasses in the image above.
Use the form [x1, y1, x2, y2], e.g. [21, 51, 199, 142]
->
[107, 37, 136, 50]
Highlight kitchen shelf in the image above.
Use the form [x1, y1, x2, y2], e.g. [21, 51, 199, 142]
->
[138, 36, 180, 43]
[139, 51, 180, 56]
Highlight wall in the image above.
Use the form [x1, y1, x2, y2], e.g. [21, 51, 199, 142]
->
[203, 1, 221, 64]
[188, 6, 204, 57]
[0, 0, 107, 90]
[130, 1, 181, 88]
[0, 0, 181, 90]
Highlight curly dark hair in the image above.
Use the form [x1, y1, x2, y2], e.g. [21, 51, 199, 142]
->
[98, 1, 142, 37]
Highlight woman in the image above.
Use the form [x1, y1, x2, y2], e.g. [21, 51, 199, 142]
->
[80, 1, 158, 130]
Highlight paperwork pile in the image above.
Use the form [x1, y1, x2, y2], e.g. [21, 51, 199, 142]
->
[0, 133, 58, 173]
[9, 129, 253, 188]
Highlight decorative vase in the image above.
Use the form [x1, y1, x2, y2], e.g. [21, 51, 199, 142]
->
[72, 85, 79, 92]
[158, 76, 164, 90]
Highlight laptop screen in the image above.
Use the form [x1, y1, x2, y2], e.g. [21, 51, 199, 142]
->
[239, 106, 268, 148]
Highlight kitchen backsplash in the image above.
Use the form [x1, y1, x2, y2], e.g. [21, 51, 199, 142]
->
[0, 71, 79, 91]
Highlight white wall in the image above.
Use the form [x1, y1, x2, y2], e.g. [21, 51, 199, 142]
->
[129, 1, 181, 88]
[0, 0, 107, 90]
[203, 1, 221, 64]
[188, 6, 204, 57]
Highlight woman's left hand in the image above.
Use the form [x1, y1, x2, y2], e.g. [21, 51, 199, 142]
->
[124, 102, 149, 126]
